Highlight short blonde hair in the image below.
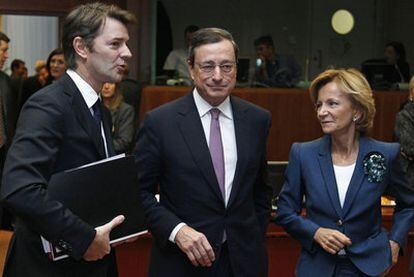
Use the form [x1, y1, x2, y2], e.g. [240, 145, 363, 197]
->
[34, 60, 46, 73]
[309, 68, 376, 132]
[409, 75, 414, 91]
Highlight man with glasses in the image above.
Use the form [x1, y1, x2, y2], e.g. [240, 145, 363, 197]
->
[135, 27, 272, 276]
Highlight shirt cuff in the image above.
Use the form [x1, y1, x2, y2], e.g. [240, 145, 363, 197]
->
[169, 222, 186, 243]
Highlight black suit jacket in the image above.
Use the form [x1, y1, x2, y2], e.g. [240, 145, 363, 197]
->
[0, 73, 116, 276]
[20, 75, 46, 108]
[0, 71, 18, 148]
[135, 92, 272, 276]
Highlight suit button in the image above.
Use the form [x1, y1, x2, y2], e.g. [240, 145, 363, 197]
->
[337, 219, 343, 226]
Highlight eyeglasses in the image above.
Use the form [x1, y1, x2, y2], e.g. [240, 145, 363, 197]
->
[196, 62, 236, 74]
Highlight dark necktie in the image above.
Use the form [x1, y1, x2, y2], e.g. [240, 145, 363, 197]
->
[209, 108, 225, 200]
[92, 99, 102, 128]
[92, 99, 108, 157]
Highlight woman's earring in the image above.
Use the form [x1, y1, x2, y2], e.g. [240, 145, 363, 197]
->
[352, 116, 358, 122]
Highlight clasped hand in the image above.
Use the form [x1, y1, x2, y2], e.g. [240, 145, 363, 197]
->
[313, 227, 352, 254]
[314, 228, 400, 276]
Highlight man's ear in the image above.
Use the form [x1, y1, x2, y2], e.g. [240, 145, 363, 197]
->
[73, 36, 89, 59]
[187, 60, 195, 80]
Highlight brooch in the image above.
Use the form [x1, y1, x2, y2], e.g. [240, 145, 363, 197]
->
[363, 152, 386, 183]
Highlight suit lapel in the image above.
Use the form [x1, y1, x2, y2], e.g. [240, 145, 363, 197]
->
[61, 74, 106, 159]
[342, 136, 371, 216]
[227, 97, 249, 207]
[177, 93, 224, 201]
[317, 135, 343, 218]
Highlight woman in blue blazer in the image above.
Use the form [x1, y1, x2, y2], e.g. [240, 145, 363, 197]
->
[275, 68, 414, 276]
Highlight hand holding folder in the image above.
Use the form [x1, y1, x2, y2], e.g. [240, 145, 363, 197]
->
[83, 215, 125, 261]
[42, 154, 148, 261]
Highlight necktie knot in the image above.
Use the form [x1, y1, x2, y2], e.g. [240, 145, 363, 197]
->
[210, 108, 220, 120]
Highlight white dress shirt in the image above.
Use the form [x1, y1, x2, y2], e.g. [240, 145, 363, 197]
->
[66, 69, 109, 158]
[333, 163, 356, 208]
[169, 88, 238, 242]
[163, 48, 192, 85]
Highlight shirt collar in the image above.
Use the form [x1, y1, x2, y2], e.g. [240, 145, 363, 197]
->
[66, 69, 99, 109]
[193, 88, 233, 120]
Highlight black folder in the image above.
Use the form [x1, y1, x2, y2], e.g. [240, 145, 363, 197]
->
[47, 155, 147, 243]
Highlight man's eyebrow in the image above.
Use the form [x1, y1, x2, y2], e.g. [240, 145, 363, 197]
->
[199, 59, 235, 64]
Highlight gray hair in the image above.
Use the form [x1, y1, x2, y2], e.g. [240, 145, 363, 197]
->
[187, 27, 239, 65]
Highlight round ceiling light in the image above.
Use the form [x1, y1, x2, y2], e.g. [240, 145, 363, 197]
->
[331, 9, 354, 35]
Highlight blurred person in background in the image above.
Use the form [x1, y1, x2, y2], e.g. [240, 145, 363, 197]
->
[46, 48, 66, 83]
[253, 35, 301, 88]
[163, 25, 199, 85]
[21, 60, 49, 106]
[395, 75, 414, 190]
[101, 82, 135, 154]
[10, 59, 26, 80]
[384, 41, 410, 83]
[119, 63, 140, 126]
[9, 59, 26, 119]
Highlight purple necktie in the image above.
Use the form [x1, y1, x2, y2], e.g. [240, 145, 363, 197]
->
[209, 108, 227, 242]
[209, 108, 225, 200]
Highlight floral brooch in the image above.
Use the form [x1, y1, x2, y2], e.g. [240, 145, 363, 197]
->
[363, 151, 386, 183]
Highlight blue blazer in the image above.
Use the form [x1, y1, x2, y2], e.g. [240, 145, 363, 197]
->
[275, 135, 414, 276]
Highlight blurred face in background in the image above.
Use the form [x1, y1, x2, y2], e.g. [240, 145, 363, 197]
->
[22, 67, 28, 79]
[0, 40, 9, 70]
[50, 54, 66, 80]
[101, 82, 116, 99]
[384, 45, 398, 65]
[255, 43, 274, 61]
[185, 31, 197, 48]
[14, 63, 26, 77]
[38, 66, 49, 86]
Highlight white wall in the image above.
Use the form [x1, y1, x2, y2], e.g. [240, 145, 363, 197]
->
[1, 14, 59, 76]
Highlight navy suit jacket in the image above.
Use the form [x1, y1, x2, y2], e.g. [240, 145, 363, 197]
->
[135, 92, 272, 276]
[275, 135, 414, 276]
[0, 74, 116, 276]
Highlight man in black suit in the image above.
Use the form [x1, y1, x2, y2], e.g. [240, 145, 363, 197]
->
[135, 28, 272, 276]
[9, 59, 26, 117]
[0, 32, 18, 230]
[0, 32, 16, 160]
[0, 3, 135, 276]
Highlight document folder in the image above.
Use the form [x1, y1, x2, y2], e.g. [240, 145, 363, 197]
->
[43, 154, 147, 260]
